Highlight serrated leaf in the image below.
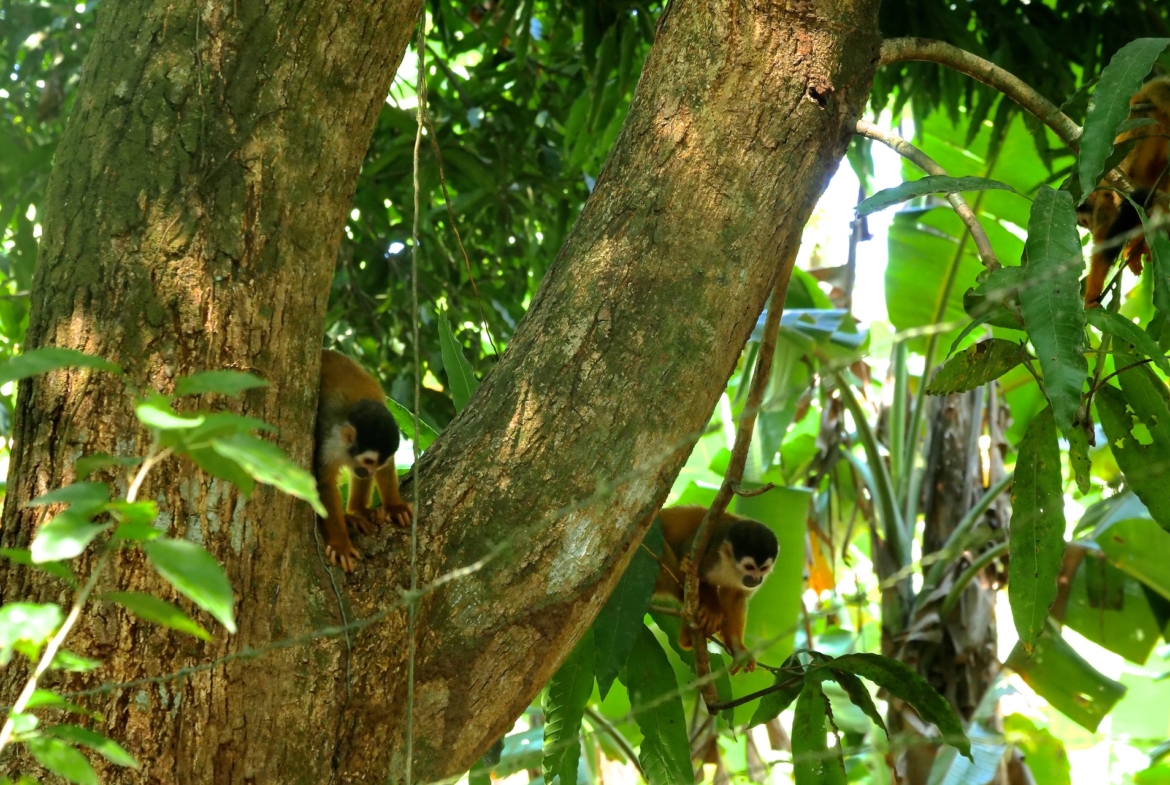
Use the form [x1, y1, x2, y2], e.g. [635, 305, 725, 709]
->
[74, 453, 140, 480]
[1079, 38, 1170, 196]
[438, 311, 479, 412]
[593, 518, 663, 699]
[542, 627, 595, 785]
[827, 653, 971, 759]
[1020, 187, 1087, 436]
[187, 445, 255, 497]
[143, 539, 236, 633]
[387, 397, 439, 451]
[620, 625, 692, 785]
[30, 513, 110, 563]
[1009, 407, 1066, 648]
[103, 591, 212, 641]
[46, 725, 138, 768]
[1096, 365, 1170, 531]
[0, 603, 61, 664]
[791, 678, 847, 785]
[856, 175, 1018, 216]
[826, 667, 887, 738]
[210, 432, 323, 516]
[0, 348, 122, 386]
[26, 737, 99, 785]
[135, 397, 205, 431]
[173, 370, 267, 398]
[1086, 308, 1170, 375]
[926, 338, 1028, 394]
[50, 651, 102, 672]
[0, 548, 77, 586]
[749, 655, 805, 728]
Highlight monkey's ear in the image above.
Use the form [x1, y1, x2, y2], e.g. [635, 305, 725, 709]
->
[340, 424, 357, 446]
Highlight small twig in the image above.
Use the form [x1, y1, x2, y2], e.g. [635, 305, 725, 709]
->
[649, 605, 681, 616]
[705, 673, 804, 712]
[731, 482, 776, 498]
[584, 707, 647, 782]
[855, 119, 1000, 271]
[684, 266, 793, 710]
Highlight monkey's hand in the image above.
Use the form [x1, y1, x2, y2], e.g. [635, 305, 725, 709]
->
[728, 648, 756, 675]
[324, 534, 362, 573]
[345, 512, 378, 535]
[694, 605, 723, 638]
[381, 502, 413, 528]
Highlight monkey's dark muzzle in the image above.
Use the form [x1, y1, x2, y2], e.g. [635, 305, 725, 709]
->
[742, 576, 762, 588]
[353, 467, 371, 479]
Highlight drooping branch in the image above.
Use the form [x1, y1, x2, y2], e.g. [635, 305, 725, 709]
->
[855, 119, 1000, 270]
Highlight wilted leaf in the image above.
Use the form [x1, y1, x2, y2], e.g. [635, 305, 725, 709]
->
[926, 338, 1028, 394]
[143, 539, 236, 633]
[103, 591, 212, 641]
[1009, 407, 1066, 649]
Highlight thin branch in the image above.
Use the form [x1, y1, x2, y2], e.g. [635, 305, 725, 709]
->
[732, 482, 776, 498]
[584, 707, 647, 782]
[855, 119, 1000, 271]
[938, 540, 1009, 617]
[684, 265, 793, 710]
[705, 673, 803, 712]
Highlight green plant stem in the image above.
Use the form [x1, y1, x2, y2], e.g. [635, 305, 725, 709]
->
[0, 446, 166, 754]
[939, 540, 1009, 617]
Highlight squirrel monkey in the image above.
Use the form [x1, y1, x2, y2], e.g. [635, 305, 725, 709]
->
[315, 349, 413, 572]
[1078, 76, 1170, 306]
[652, 506, 778, 674]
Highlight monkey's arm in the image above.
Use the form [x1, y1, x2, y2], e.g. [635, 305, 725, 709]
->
[318, 465, 361, 572]
[374, 463, 412, 527]
[720, 591, 755, 674]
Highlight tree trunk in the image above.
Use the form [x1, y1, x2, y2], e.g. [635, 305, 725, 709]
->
[0, 0, 882, 783]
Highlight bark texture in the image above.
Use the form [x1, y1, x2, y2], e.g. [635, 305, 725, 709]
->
[0, 0, 882, 782]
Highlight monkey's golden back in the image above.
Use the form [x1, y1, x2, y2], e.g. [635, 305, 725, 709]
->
[1119, 76, 1170, 187]
[319, 349, 385, 408]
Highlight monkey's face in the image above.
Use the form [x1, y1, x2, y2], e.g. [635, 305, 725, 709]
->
[707, 543, 774, 592]
[348, 449, 389, 479]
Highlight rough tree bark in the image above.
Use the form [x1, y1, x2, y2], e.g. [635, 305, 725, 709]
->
[0, 0, 882, 783]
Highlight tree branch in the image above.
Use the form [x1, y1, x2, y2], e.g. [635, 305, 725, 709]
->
[855, 119, 1000, 270]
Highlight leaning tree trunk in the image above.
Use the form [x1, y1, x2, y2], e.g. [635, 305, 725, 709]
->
[0, 0, 882, 783]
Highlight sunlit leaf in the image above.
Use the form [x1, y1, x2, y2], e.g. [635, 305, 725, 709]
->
[438, 311, 479, 412]
[173, 370, 267, 397]
[856, 175, 1018, 216]
[210, 432, 324, 516]
[926, 338, 1028, 394]
[1003, 714, 1070, 785]
[1085, 308, 1170, 375]
[387, 397, 439, 451]
[1097, 365, 1170, 531]
[0, 548, 77, 586]
[51, 651, 101, 671]
[0, 603, 62, 663]
[791, 678, 847, 785]
[27, 482, 109, 512]
[30, 512, 110, 563]
[1006, 626, 1125, 731]
[135, 396, 205, 431]
[26, 737, 99, 785]
[143, 539, 236, 633]
[620, 625, 692, 785]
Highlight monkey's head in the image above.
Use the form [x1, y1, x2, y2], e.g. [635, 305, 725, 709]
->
[341, 400, 401, 478]
[707, 518, 779, 591]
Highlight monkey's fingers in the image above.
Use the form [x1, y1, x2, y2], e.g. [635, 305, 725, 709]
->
[383, 503, 413, 528]
[325, 541, 362, 573]
[345, 512, 377, 535]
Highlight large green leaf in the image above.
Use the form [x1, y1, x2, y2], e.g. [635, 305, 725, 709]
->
[1078, 38, 1170, 195]
[1096, 366, 1170, 531]
[0, 547, 77, 586]
[386, 397, 439, 451]
[1019, 187, 1087, 435]
[142, 539, 236, 633]
[925, 338, 1028, 394]
[210, 432, 325, 516]
[748, 655, 804, 728]
[27, 482, 109, 513]
[0, 347, 121, 386]
[621, 625, 692, 785]
[0, 602, 62, 664]
[827, 653, 971, 759]
[1009, 407, 1066, 649]
[1006, 627, 1125, 731]
[542, 628, 595, 785]
[1086, 307, 1170, 375]
[791, 678, 847, 785]
[103, 591, 212, 641]
[30, 512, 110, 563]
[593, 518, 662, 699]
[135, 396, 205, 431]
[26, 737, 98, 785]
[1003, 714, 1070, 785]
[438, 311, 479, 412]
[856, 175, 1018, 216]
[1060, 546, 1160, 664]
[173, 370, 267, 397]
[1095, 517, 1170, 603]
[46, 724, 139, 768]
[648, 610, 735, 727]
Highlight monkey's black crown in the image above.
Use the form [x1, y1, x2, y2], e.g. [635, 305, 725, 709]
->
[726, 519, 779, 563]
[346, 399, 401, 466]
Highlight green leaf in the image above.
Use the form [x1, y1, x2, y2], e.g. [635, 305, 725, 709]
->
[926, 338, 1028, 394]
[26, 737, 99, 785]
[438, 311, 479, 412]
[74, 453, 141, 480]
[1062, 547, 1160, 664]
[46, 725, 138, 768]
[142, 539, 236, 633]
[826, 667, 887, 738]
[1067, 424, 1093, 495]
[1019, 187, 1087, 436]
[1003, 714, 1070, 784]
[620, 625, 692, 785]
[51, 651, 102, 672]
[0, 603, 62, 663]
[1006, 626, 1125, 731]
[135, 397, 205, 431]
[173, 370, 267, 397]
[1009, 407, 1066, 649]
[210, 432, 324, 516]
[1078, 38, 1170, 196]
[1095, 517, 1170, 603]
[30, 512, 110, 563]
[109, 522, 162, 544]
[649, 610, 736, 728]
[187, 445, 256, 497]
[1096, 366, 1170, 531]
[749, 656, 805, 728]
[103, 591, 212, 641]
[27, 482, 109, 512]
[1086, 308, 1170, 375]
[542, 628, 595, 785]
[25, 689, 97, 718]
[0, 548, 77, 586]
[791, 678, 847, 785]
[387, 397, 439, 451]
[107, 501, 158, 526]
[856, 175, 1018, 216]
[593, 518, 663, 699]
[827, 653, 971, 759]
[0, 348, 122, 386]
